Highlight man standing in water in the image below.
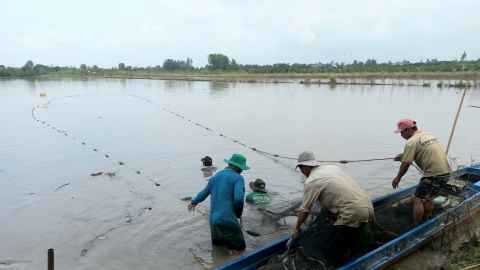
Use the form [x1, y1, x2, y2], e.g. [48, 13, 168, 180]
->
[392, 119, 452, 225]
[201, 156, 218, 178]
[292, 151, 373, 267]
[188, 154, 250, 254]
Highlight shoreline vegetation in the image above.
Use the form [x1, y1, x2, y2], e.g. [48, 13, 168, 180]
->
[4, 70, 480, 88]
[1, 53, 480, 87]
[34, 72, 480, 88]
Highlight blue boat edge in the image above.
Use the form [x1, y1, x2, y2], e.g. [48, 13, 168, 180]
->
[216, 163, 480, 270]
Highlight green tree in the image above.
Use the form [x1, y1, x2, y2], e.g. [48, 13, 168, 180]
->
[208, 54, 230, 70]
[163, 59, 186, 71]
[460, 51, 467, 62]
[80, 64, 87, 70]
[22, 60, 34, 71]
[230, 59, 238, 70]
[118, 63, 125, 70]
[92, 65, 98, 69]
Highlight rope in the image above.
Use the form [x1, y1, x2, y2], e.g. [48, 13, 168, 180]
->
[256, 149, 394, 163]
[32, 93, 398, 167]
[32, 94, 188, 201]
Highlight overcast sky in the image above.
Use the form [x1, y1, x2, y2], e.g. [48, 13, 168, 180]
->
[1, 0, 479, 68]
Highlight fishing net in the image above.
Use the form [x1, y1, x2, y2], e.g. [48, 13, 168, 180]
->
[241, 198, 304, 236]
[245, 159, 471, 269]
[242, 159, 423, 236]
[257, 197, 457, 270]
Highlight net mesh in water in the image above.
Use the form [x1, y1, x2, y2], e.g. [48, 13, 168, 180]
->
[257, 197, 455, 270]
[242, 159, 423, 236]
[245, 159, 466, 269]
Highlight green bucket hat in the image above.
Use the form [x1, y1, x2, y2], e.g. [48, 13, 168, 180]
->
[249, 179, 267, 193]
[224, 153, 250, 170]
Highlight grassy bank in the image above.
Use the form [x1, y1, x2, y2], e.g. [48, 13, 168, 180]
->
[38, 71, 480, 88]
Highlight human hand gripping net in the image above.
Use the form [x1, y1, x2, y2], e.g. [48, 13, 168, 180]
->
[249, 159, 427, 270]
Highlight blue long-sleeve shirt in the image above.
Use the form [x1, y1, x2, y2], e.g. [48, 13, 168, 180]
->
[191, 167, 245, 228]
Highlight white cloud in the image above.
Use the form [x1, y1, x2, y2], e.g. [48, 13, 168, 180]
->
[0, 0, 479, 67]
[287, 15, 316, 44]
[17, 30, 72, 52]
[370, 16, 391, 38]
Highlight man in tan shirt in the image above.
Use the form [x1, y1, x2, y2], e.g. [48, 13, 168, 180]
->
[292, 151, 373, 267]
[392, 119, 452, 225]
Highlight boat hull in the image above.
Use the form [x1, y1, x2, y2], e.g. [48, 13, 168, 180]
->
[217, 163, 480, 270]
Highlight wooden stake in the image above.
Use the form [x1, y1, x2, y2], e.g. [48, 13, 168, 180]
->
[48, 249, 54, 270]
[446, 81, 469, 156]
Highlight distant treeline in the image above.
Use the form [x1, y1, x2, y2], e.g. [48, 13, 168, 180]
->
[1, 53, 480, 77]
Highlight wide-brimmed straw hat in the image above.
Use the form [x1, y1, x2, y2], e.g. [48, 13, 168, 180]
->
[224, 153, 250, 170]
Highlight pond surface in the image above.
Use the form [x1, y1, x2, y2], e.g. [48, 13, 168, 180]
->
[0, 78, 479, 269]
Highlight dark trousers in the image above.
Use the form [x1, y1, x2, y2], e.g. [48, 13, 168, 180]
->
[324, 223, 366, 268]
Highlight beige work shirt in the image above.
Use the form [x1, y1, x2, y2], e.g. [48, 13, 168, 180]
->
[299, 165, 374, 228]
[402, 130, 452, 177]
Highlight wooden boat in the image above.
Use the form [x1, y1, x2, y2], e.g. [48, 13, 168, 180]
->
[217, 163, 480, 270]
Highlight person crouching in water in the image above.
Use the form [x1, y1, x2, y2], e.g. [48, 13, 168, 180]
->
[246, 179, 271, 206]
[188, 154, 250, 254]
[292, 151, 374, 267]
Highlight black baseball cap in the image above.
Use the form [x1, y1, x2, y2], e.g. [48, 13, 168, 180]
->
[201, 156, 213, 166]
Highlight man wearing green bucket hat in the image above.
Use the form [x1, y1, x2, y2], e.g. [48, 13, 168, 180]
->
[246, 179, 271, 206]
[188, 154, 250, 254]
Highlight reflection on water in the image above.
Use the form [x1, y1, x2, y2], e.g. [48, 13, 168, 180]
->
[0, 78, 479, 269]
[201, 167, 217, 178]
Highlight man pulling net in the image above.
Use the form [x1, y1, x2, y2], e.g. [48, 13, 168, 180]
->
[292, 151, 374, 267]
[392, 119, 452, 225]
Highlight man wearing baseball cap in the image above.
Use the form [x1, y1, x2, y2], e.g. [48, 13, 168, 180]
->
[392, 119, 452, 225]
[188, 153, 250, 254]
[201, 156, 217, 178]
[292, 151, 373, 267]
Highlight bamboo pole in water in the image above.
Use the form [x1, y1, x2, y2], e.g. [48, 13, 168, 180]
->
[446, 81, 469, 156]
[48, 249, 54, 270]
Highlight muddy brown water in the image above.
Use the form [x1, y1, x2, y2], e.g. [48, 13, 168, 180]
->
[0, 78, 479, 269]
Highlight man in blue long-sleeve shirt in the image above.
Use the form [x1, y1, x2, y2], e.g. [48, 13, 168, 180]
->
[188, 153, 250, 254]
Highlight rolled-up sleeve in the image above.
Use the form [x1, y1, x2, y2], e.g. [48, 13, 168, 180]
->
[299, 183, 320, 213]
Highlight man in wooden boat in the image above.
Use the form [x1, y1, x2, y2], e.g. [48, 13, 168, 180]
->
[292, 151, 374, 267]
[188, 153, 250, 254]
[392, 118, 452, 225]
